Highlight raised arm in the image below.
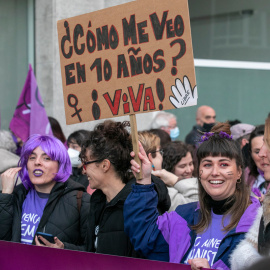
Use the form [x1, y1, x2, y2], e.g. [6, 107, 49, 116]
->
[0, 167, 21, 240]
[124, 143, 169, 261]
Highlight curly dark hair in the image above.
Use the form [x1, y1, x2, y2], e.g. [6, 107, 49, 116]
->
[247, 125, 265, 179]
[80, 120, 132, 183]
[162, 141, 192, 173]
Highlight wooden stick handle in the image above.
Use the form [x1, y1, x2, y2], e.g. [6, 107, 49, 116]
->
[265, 116, 270, 150]
[129, 114, 143, 180]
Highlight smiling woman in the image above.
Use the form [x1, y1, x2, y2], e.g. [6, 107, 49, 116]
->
[124, 122, 261, 270]
[77, 120, 170, 257]
[194, 123, 250, 234]
[245, 125, 266, 196]
[0, 134, 90, 251]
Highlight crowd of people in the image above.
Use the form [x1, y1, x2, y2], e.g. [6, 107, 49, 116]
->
[1, 107, 270, 270]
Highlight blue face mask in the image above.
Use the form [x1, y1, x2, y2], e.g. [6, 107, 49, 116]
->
[170, 127, 180, 140]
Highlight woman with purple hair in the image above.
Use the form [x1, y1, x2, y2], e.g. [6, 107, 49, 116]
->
[0, 134, 90, 250]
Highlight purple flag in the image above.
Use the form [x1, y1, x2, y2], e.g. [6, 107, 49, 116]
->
[9, 64, 52, 142]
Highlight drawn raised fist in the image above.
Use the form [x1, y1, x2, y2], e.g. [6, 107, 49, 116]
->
[169, 76, 197, 108]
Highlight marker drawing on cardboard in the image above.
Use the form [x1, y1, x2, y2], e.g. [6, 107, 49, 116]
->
[57, 0, 197, 125]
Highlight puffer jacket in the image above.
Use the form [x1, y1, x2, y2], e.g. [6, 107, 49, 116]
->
[124, 184, 261, 269]
[70, 167, 89, 189]
[85, 176, 170, 257]
[0, 178, 90, 251]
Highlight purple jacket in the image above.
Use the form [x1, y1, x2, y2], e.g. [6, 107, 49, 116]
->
[124, 184, 261, 269]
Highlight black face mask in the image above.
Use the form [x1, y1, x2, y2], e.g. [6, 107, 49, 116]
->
[202, 122, 215, 132]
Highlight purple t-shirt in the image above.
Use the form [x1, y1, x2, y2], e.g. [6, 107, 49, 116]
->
[184, 212, 230, 266]
[21, 189, 49, 244]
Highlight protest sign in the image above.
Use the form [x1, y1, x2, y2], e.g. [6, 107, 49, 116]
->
[0, 240, 203, 270]
[57, 0, 197, 125]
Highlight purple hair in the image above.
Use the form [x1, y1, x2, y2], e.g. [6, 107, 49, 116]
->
[18, 134, 72, 190]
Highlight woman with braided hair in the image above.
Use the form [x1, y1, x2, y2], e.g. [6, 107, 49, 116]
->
[124, 122, 261, 270]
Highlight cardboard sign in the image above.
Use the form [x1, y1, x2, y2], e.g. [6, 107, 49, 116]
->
[0, 240, 199, 270]
[57, 0, 197, 124]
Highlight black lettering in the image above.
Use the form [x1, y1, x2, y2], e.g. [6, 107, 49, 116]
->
[76, 63, 86, 83]
[129, 55, 143, 76]
[96, 26, 109, 51]
[90, 58, 102, 82]
[137, 21, 149, 43]
[104, 60, 112, 81]
[166, 19, 175, 38]
[86, 24, 96, 53]
[143, 54, 153, 74]
[153, 50, 165, 72]
[174, 15, 184, 37]
[109, 25, 119, 49]
[74, 24, 85, 55]
[149, 11, 168, 40]
[117, 54, 130, 78]
[61, 21, 73, 59]
[65, 63, 75, 85]
[122, 15, 138, 45]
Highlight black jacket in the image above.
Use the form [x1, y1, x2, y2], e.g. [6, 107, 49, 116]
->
[185, 125, 202, 146]
[70, 167, 89, 189]
[85, 176, 170, 257]
[0, 179, 90, 251]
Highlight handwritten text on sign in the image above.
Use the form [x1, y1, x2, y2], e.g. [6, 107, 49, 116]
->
[57, 0, 197, 124]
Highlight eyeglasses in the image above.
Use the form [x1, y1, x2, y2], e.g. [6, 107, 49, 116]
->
[151, 149, 164, 156]
[83, 159, 103, 170]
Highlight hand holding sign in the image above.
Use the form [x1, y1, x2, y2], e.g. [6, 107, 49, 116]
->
[169, 76, 197, 108]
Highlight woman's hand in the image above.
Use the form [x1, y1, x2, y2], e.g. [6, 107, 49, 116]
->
[130, 142, 152, 185]
[188, 258, 211, 270]
[259, 194, 265, 203]
[35, 235, 64, 249]
[1, 167, 22, 194]
[152, 169, 179, 187]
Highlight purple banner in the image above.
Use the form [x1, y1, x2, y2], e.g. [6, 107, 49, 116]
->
[9, 64, 52, 142]
[0, 240, 194, 270]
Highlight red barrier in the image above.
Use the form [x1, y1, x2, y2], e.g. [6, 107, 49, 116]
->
[0, 240, 194, 270]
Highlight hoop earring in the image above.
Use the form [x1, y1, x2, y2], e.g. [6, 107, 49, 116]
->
[199, 170, 203, 181]
[236, 178, 241, 184]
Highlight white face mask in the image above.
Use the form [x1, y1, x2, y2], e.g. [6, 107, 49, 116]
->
[68, 148, 82, 167]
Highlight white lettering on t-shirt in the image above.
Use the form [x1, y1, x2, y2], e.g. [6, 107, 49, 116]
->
[184, 238, 221, 266]
[21, 224, 36, 237]
[194, 236, 201, 247]
[22, 213, 40, 224]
